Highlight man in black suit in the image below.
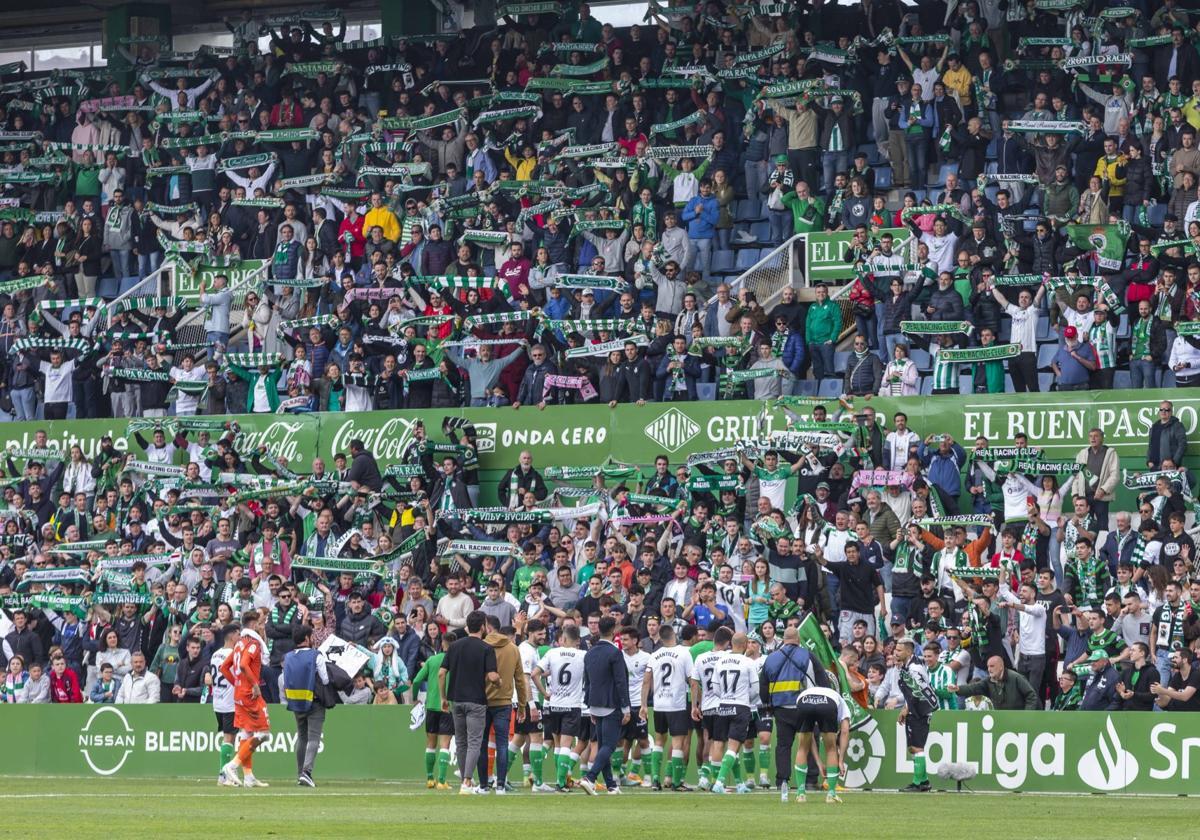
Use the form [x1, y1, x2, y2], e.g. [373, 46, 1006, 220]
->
[1156, 28, 1200, 90]
[578, 615, 630, 795]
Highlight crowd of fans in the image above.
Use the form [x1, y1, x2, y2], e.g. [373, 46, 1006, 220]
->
[0, 0, 1196, 762]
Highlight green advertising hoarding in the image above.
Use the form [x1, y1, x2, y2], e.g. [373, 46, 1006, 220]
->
[805, 227, 911, 282]
[0, 388, 1190, 506]
[5, 704, 1194, 795]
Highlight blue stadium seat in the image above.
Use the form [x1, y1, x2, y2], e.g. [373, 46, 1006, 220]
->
[748, 220, 770, 243]
[697, 383, 717, 401]
[735, 198, 762, 222]
[919, 375, 933, 395]
[1036, 314, 1051, 342]
[833, 350, 851, 371]
[1038, 372, 1054, 391]
[711, 250, 736, 275]
[118, 276, 141, 296]
[909, 347, 932, 371]
[874, 166, 893, 190]
[97, 277, 121, 299]
[930, 162, 959, 188]
[735, 248, 760, 272]
[1116, 312, 1130, 339]
[1036, 343, 1058, 369]
[818, 378, 843, 398]
[1113, 370, 1131, 389]
[794, 379, 819, 396]
[1004, 374, 1013, 392]
[958, 373, 974, 395]
[998, 320, 1012, 342]
[1147, 203, 1168, 227]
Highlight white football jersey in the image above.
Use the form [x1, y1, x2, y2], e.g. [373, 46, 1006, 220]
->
[623, 648, 650, 710]
[646, 645, 694, 712]
[715, 652, 756, 708]
[519, 640, 542, 703]
[693, 650, 724, 713]
[536, 647, 586, 711]
[208, 647, 234, 714]
[746, 654, 765, 710]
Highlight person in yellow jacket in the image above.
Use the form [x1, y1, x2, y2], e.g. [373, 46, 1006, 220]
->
[363, 192, 401, 242]
[941, 54, 973, 109]
[1092, 137, 1128, 211]
[503, 143, 538, 180]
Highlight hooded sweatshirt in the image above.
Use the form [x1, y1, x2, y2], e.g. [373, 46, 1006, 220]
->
[484, 632, 529, 709]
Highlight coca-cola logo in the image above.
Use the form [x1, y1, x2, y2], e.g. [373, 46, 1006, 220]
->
[236, 421, 306, 466]
[328, 416, 417, 462]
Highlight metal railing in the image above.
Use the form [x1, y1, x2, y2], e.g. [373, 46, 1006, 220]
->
[706, 233, 805, 310]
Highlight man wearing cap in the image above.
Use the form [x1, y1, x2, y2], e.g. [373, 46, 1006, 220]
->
[1079, 650, 1122, 711]
[1051, 326, 1097, 391]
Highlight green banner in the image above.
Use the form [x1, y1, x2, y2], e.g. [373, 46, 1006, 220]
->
[0, 389, 1193, 510]
[805, 228, 910, 282]
[1, 703, 1194, 793]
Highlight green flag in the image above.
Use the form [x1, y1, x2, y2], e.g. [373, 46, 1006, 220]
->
[1063, 223, 1130, 271]
[795, 613, 871, 728]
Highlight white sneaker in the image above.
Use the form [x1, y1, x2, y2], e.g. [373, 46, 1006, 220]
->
[736, 783, 751, 794]
[495, 787, 507, 795]
[578, 778, 597, 796]
[533, 783, 555, 793]
[698, 776, 711, 791]
[759, 772, 771, 788]
[606, 785, 621, 795]
[640, 778, 653, 789]
[712, 781, 726, 795]
[220, 761, 241, 782]
[780, 782, 789, 803]
[242, 774, 269, 788]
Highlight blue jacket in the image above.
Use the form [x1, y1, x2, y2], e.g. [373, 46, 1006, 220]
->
[918, 442, 966, 498]
[780, 332, 807, 377]
[760, 642, 821, 708]
[582, 638, 631, 713]
[681, 194, 719, 240]
[654, 352, 701, 401]
[393, 626, 421, 678]
[1081, 664, 1122, 711]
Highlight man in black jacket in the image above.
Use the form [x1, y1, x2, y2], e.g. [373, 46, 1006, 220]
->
[338, 591, 386, 648]
[616, 341, 653, 404]
[345, 440, 383, 493]
[265, 587, 304, 702]
[172, 635, 206, 702]
[578, 615, 630, 795]
[4, 611, 44, 667]
[497, 451, 548, 508]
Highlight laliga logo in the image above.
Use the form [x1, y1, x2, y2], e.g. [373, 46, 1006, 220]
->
[78, 707, 136, 776]
[1076, 716, 1138, 792]
[843, 717, 884, 787]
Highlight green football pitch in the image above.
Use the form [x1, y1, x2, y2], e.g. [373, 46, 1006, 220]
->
[3, 778, 1194, 839]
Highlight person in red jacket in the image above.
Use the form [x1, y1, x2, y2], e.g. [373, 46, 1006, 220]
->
[269, 90, 305, 128]
[337, 204, 366, 263]
[48, 655, 82, 703]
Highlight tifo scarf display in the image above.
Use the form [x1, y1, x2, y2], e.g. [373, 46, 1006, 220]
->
[110, 296, 189, 313]
[900, 320, 973, 335]
[1005, 120, 1086, 134]
[39, 297, 103, 312]
[0, 275, 52, 296]
[918, 515, 995, 530]
[224, 352, 283, 368]
[935, 344, 1020, 363]
[900, 203, 972, 225]
[552, 57, 609, 77]
[649, 110, 705, 138]
[1002, 458, 1083, 476]
[111, 368, 171, 382]
[850, 469, 915, 489]
[12, 336, 91, 354]
[472, 106, 542, 128]
[379, 109, 466, 132]
[972, 447, 1043, 460]
[647, 144, 713, 160]
[463, 507, 552, 525]
[1122, 469, 1182, 490]
[292, 556, 384, 576]
[441, 539, 518, 558]
[542, 374, 598, 400]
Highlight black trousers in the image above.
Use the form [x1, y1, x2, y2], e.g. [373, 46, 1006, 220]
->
[1009, 352, 1039, 392]
[44, 401, 68, 420]
[773, 707, 801, 786]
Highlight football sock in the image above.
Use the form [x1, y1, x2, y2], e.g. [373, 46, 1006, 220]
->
[425, 748, 437, 780]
